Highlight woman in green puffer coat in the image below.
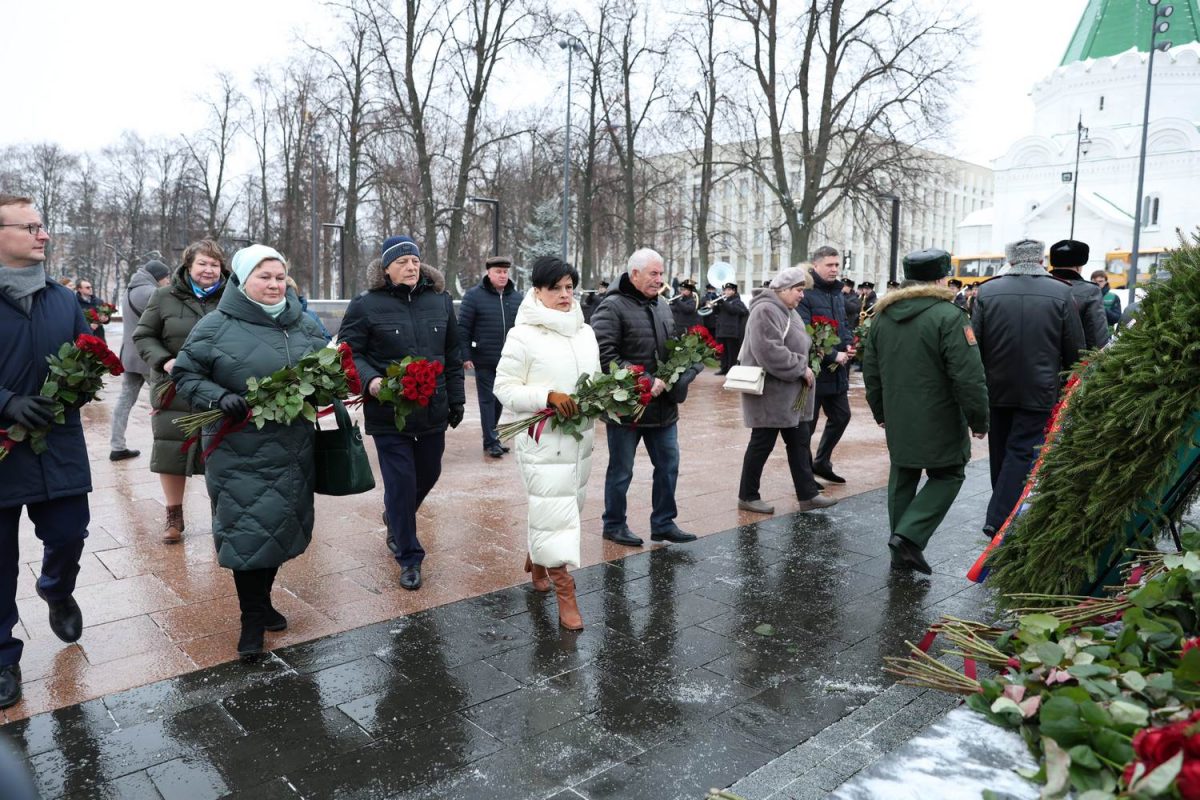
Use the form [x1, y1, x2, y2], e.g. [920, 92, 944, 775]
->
[134, 239, 229, 544]
[171, 245, 328, 661]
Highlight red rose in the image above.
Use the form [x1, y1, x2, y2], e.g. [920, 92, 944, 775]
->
[1184, 637, 1200, 655]
[417, 396, 429, 407]
[1179, 760, 1200, 800]
[639, 392, 653, 405]
[406, 362, 421, 376]
[1133, 725, 1186, 768]
[432, 360, 444, 376]
[629, 365, 645, 375]
[715, 344, 725, 355]
[1123, 761, 1139, 787]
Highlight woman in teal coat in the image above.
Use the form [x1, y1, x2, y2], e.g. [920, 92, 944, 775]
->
[172, 245, 328, 660]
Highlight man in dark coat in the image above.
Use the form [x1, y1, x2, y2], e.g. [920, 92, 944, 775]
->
[669, 279, 703, 335]
[591, 248, 700, 548]
[860, 281, 878, 314]
[76, 278, 109, 341]
[0, 195, 91, 709]
[458, 255, 524, 458]
[712, 281, 749, 374]
[797, 245, 856, 484]
[973, 238, 1085, 538]
[842, 279, 862, 327]
[108, 259, 170, 462]
[1049, 239, 1110, 351]
[581, 280, 608, 323]
[864, 250, 989, 574]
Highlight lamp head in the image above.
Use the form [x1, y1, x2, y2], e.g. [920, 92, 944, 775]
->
[1160, 4, 1175, 16]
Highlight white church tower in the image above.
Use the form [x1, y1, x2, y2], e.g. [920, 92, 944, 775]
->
[958, 0, 1200, 285]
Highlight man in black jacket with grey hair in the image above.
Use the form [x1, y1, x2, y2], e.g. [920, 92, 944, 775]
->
[591, 247, 700, 548]
[972, 238, 1085, 539]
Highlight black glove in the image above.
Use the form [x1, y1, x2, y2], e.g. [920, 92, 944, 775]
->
[64, 393, 93, 411]
[668, 365, 703, 404]
[3, 395, 57, 428]
[447, 404, 465, 429]
[218, 393, 250, 420]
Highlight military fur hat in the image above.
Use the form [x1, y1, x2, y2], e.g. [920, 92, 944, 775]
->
[1049, 239, 1090, 269]
[901, 249, 952, 282]
[1005, 238, 1045, 269]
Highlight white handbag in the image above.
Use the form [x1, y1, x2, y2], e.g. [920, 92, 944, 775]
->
[722, 315, 790, 396]
[723, 365, 765, 395]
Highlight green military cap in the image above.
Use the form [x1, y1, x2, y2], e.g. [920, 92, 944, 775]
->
[901, 248, 952, 281]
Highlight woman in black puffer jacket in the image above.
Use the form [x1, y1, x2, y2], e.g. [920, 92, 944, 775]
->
[338, 235, 465, 592]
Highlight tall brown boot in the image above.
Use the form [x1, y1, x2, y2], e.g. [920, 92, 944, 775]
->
[546, 567, 583, 631]
[162, 505, 184, 544]
[524, 554, 550, 593]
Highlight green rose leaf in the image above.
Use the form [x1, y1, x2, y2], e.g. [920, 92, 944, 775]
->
[1129, 581, 1166, 609]
[1036, 641, 1066, 667]
[1132, 750, 1184, 795]
[988, 696, 1024, 725]
[1040, 696, 1090, 747]
[1042, 736, 1071, 796]
[1020, 613, 1061, 636]
[1106, 699, 1148, 728]
[1067, 744, 1102, 770]
[753, 623, 775, 637]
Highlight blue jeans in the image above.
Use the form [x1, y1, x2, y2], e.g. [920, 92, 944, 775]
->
[1, 494, 90, 666]
[603, 423, 680, 533]
[473, 366, 503, 450]
[373, 433, 445, 567]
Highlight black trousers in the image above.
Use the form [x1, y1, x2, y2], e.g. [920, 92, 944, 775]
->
[718, 337, 740, 373]
[811, 391, 852, 469]
[473, 366, 504, 450]
[985, 406, 1051, 531]
[739, 424, 823, 502]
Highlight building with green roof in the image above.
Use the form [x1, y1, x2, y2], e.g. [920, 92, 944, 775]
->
[1062, 0, 1200, 65]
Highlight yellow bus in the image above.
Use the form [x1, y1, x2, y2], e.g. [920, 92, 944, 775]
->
[1103, 249, 1170, 289]
[950, 254, 1006, 285]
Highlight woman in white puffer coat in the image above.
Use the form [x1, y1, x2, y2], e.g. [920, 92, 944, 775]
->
[494, 256, 600, 631]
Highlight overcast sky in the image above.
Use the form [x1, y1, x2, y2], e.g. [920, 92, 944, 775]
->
[3, 0, 1088, 167]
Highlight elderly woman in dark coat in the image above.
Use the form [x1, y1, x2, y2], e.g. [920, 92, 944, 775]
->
[737, 266, 838, 515]
[171, 245, 328, 660]
[134, 240, 229, 544]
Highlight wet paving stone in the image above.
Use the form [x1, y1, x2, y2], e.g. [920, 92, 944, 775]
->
[3, 476, 1005, 797]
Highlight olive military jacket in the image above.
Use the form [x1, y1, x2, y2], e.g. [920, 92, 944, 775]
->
[863, 284, 989, 469]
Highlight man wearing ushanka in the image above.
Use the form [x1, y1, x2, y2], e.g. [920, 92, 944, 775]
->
[863, 248, 990, 574]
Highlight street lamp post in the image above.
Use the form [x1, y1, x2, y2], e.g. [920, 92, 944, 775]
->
[876, 194, 901, 285]
[1069, 114, 1092, 239]
[310, 133, 323, 299]
[322, 223, 345, 298]
[1128, 0, 1173, 307]
[558, 37, 584, 262]
[467, 196, 501, 257]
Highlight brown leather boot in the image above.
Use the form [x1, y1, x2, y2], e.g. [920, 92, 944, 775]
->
[546, 567, 583, 631]
[524, 554, 550, 593]
[162, 505, 184, 544]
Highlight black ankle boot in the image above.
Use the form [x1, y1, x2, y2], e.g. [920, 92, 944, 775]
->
[233, 570, 270, 661]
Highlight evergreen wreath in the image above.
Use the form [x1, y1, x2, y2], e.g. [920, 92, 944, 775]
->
[986, 231, 1200, 604]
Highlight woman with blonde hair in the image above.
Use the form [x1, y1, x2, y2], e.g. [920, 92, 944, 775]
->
[736, 264, 837, 515]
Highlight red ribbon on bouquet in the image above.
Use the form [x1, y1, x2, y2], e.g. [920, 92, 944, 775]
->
[181, 397, 366, 459]
[527, 408, 555, 443]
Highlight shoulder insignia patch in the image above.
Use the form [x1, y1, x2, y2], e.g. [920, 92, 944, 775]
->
[964, 325, 977, 346]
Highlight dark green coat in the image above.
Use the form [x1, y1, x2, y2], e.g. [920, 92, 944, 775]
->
[863, 284, 989, 469]
[171, 286, 328, 570]
[133, 263, 229, 475]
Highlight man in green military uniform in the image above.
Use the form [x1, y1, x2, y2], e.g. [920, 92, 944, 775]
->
[863, 249, 990, 574]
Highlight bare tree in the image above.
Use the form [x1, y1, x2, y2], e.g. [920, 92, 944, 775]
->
[722, 0, 971, 263]
[22, 143, 78, 271]
[598, 0, 673, 257]
[184, 73, 244, 238]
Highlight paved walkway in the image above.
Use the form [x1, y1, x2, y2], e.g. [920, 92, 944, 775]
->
[3, 462, 997, 799]
[3, 328, 986, 723]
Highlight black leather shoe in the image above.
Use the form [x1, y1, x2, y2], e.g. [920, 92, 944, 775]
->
[812, 464, 846, 484]
[486, 445, 505, 459]
[602, 527, 644, 547]
[264, 607, 287, 632]
[109, 448, 140, 462]
[36, 586, 83, 643]
[650, 527, 698, 544]
[400, 564, 423, 590]
[981, 525, 997, 541]
[500, 445, 510, 453]
[889, 535, 932, 575]
[0, 664, 20, 709]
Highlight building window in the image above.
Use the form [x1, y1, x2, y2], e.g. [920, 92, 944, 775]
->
[1142, 194, 1160, 227]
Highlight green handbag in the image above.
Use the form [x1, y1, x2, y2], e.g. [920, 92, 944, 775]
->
[314, 400, 376, 496]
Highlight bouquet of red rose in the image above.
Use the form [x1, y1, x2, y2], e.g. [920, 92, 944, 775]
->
[656, 325, 722, 387]
[808, 315, 842, 374]
[173, 342, 361, 438]
[0, 334, 124, 460]
[495, 362, 652, 443]
[372, 356, 443, 432]
[852, 316, 872, 363]
[85, 302, 117, 326]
